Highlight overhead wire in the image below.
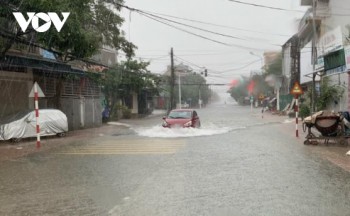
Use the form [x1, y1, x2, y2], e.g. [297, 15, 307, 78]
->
[227, 0, 350, 17]
[228, 0, 305, 13]
[136, 10, 248, 42]
[118, 3, 281, 50]
[141, 9, 291, 37]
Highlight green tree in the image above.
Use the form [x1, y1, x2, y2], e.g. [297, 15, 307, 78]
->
[102, 60, 161, 118]
[250, 74, 271, 98]
[180, 73, 210, 107]
[316, 78, 344, 111]
[0, 0, 135, 60]
[228, 76, 249, 105]
[265, 52, 282, 76]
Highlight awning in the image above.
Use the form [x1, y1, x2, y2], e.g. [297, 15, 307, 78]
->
[304, 69, 323, 78]
[0, 54, 84, 74]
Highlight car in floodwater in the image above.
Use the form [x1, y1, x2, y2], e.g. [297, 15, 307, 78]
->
[0, 109, 68, 142]
[162, 109, 201, 128]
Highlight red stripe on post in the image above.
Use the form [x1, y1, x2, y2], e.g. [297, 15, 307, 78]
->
[36, 140, 41, 148]
[35, 109, 39, 117]
[34, 92, 38, 99]
[296, 130, 299, 137]
[36, 125, 40, 133]
[296, 118, 298, 124]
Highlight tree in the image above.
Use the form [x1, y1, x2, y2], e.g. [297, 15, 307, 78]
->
[250, 74, 272, 98]
[0, 0, 135, 60]
[265, 52, 282, 76]
[180, 73, 210, 107]
[102, 60, 161, 118]
[316, 77, 344, 111]
[228, 76, 249, 105]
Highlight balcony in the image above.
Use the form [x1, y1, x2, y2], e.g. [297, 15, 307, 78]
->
[298, 8, 323, 39]
[301, 0, 312, 6]
[301, 0, 329, 6]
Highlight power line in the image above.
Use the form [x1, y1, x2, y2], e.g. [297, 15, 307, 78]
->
[174, 55, 204, 69]
[141, 9, 291, 37]
[228, 0, 350, 17]
[140, 12, 274, 50]
[228, 0, 305, 13]
[137, 10, 248, 42]
[139, 12, 234, 47]
[118, 3, 280, 50]
[209, 59, 261, 74]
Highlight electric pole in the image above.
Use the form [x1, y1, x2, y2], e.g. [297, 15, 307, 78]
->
[169, 47, 175, 112]
[311, 0, 318, 112]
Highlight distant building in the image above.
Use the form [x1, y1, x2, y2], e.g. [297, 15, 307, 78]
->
[164, 63, 193, 76]
[282, 34, 300, 95]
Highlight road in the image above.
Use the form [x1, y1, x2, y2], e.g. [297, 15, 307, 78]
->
[1, 98, 350, 216]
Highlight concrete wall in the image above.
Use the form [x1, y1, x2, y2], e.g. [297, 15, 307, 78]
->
[54, 97, 102, 131]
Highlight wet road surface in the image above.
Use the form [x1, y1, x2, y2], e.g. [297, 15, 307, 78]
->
[1, 98, 350, 215]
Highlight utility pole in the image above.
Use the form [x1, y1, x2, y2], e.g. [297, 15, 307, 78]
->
[199, 84, 202, 109]
[311, 0, 318, 112]
[178, 74, 182, 109]
[169, 48, 175, 112]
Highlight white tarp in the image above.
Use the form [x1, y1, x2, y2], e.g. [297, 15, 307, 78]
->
[0, 109, 68, 140]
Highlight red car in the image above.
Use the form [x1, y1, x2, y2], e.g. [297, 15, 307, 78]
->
[162, 109, 201, 128]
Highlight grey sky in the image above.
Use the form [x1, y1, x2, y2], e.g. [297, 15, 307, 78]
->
[120, 0, 308, 85]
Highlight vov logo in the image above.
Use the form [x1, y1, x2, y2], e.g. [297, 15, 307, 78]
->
[13, 12, 70, 33]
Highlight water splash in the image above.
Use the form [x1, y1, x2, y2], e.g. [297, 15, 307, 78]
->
[134, 123, 242, 138]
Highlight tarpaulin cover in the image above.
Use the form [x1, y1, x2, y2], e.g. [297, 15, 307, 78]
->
[0, 109, 68, 140]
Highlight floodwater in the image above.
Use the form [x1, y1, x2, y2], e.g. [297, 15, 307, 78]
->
[1, 93, 350, 216]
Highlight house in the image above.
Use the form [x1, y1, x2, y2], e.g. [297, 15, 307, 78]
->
[298, 0, 350, 112]
[0, 35, 107, 130]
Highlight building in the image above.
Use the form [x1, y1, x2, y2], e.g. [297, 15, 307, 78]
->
[282, 34, 300, 95]
[298, 0, 350, 111]
[0, 36, 106, 130]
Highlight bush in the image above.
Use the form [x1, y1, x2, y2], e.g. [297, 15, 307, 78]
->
[299, 104, 310, 119]
[110, 104, 131, 120]
[122, 107, 132, 119]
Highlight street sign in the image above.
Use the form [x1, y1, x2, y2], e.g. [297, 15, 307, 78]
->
[290, 82, 303, 95]
[29, 82, 45, 97]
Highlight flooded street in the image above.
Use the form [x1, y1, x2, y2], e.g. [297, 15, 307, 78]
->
[1, 96, 350, 215]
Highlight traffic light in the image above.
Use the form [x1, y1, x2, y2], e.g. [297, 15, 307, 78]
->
[204, 69, 207, 77]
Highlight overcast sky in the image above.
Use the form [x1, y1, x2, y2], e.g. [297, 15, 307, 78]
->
[120, 0, 309, 87]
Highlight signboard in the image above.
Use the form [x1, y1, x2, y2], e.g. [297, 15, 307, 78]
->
[318, 26, 343, 56]
[290, 82, 303, 95]
[315, 56, 324, 70]
[324, 65, 347, 77]
[29, 82, 45, 97]
[345, 45, 350, 71]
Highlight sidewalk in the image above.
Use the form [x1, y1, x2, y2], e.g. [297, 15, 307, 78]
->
[0, 110, 167, 162]
[0, 124, 130, 162]
[257, 109, 350, 172]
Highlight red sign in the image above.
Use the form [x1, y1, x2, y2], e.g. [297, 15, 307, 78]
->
[247, 80, 255, 94]
[290, 82, 303, 95]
